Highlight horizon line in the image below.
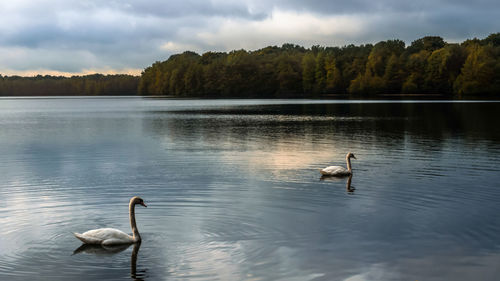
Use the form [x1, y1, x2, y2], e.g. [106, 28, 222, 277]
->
[0, 68, 143, 78]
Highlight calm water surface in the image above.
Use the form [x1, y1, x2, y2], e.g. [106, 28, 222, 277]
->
[0, 98, 499, 280]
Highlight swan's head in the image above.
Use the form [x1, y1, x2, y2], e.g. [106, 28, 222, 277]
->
[131, 196, 147, 208]
[347, 152, 357, 159]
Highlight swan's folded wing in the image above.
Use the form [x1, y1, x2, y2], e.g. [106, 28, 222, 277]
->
[102, 238, 132, 246]
[77, 228, 133, 244]
[74, 232, 102, 244]
[320, 166, 348, 175]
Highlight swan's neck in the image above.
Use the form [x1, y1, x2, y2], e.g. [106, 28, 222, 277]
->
[129, 203, 141, 242]
[346, 156, 352, 172]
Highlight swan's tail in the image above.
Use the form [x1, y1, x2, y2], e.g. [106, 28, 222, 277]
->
[73, 232, 86, 243]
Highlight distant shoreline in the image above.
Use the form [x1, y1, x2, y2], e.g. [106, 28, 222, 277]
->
[2, 94, 499, 102]
[2, 33, 499, 98]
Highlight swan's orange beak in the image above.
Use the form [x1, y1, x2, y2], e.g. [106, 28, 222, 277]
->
[140, 202, 147, 207]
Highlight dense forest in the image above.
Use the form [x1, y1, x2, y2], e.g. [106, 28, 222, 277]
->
[0, 74, 139, 96]
[139, 33, 500, 97]
[1, 34, 498, 97]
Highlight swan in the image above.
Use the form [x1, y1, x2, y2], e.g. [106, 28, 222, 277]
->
[73, 196, 147, 246]
[319, 152, 357, 176]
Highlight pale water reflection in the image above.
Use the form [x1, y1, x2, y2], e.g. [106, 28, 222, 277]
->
[73, 243, 145, 280]
[0, 98, 499, 280]
[320, 175, 355, 193]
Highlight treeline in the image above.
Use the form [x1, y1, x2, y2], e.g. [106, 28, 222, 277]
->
[0, 74, 139, 96]
[139, 33, 500, 97]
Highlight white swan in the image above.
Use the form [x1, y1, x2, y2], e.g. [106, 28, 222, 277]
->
[74, 196, 147, 246]
[319, 152, 357, 176]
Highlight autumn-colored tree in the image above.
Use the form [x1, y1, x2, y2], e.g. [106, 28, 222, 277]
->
[454, 44, 500, 95]
[324, 55, 342, 93]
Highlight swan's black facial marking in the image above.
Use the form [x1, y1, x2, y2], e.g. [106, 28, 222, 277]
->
[138, 198, 147, 207]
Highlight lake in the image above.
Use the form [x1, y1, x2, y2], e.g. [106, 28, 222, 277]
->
[0, 98, 499, 281]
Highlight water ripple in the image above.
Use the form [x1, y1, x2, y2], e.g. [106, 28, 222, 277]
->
[1, 99, 500, 280]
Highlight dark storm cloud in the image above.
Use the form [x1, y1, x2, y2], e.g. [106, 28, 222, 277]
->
[116, 0, 266, 19]
[255, 0, 500, 40]
[265, 0, 499, 14]
[0, 0, 498, 74]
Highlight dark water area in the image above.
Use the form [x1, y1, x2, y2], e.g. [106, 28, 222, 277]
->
[0, 98, 499, 280]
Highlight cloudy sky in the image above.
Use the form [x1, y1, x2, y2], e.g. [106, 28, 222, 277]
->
[1, 0, 499, 76]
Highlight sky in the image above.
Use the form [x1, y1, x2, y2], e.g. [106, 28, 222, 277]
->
[0, 0, 499, 76]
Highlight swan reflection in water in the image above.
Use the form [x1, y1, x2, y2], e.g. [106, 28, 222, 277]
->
[320, 174, 355, 193]
[73, 242, 146, 280]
